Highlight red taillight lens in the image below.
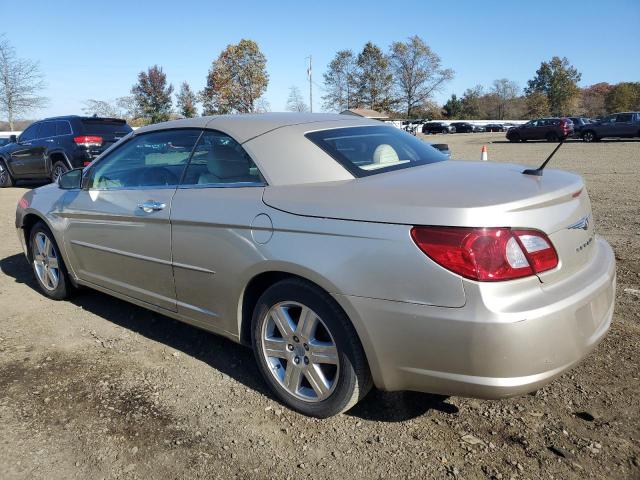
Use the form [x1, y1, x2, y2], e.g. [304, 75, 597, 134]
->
[410, 226, 558, 282]
[73, 135, 103, 147]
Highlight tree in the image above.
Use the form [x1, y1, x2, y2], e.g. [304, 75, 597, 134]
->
[201, 39, 268, 114]
[579, 83, 612, 117]
[525, 56, 581, 116]
[389, 35, 453, 117]
[605, 82, 640, 113]
[82, 99, 120, 118]
[322, 50, 356, 112]
[131, 65, 173, 124]
[443, 94, 463, 119]
[353, 42, 394, 112]
[176, 81, 197, 118]
[0, 36, 47, 130]
[525, 91, 550, 118]
[460, 86, 483, 119]
[491, 79, 520, 119]
[285, 86, 308, 112]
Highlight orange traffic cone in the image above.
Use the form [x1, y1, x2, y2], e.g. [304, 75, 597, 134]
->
[481, 145, 488, 161]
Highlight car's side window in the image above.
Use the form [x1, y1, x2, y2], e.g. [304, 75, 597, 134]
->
[616, 113, 632, 122]
[20, 124, 39, 142]
[180, 130, 263, 186]
[39, 122, 57, 138]
[88, 129, 202, 190]
[56, 121, 72, 136]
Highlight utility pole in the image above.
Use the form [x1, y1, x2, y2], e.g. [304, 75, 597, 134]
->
[306, 55, 313, 113]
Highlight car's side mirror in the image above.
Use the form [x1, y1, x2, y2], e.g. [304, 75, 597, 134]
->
[9, 135, 17, 143]
[58, 168, 83, 189]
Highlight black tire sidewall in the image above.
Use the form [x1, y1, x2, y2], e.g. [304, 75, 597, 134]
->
[251, 279, 370, 418]
[51, 161, 68, 183]
[29, 222, 70, 300]
[0, 160, 14, 187]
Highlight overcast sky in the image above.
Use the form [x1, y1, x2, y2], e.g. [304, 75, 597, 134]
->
[3, 0, 639, 118]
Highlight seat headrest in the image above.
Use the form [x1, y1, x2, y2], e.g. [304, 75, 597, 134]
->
[372, 144, 399, 164]
[207, 145, 249, 178]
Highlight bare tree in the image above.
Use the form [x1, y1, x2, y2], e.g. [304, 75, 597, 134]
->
[491, 79, 520, 119]
[389, 36, 453, 117]
[285, 86, 308, 112]
[82, 96, 138, 119]
[0, 36, 47, 130]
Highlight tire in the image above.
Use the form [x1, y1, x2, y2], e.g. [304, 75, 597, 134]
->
[582, 130, 597, 142]
[50, 161, 69, 184]
[0, 159, 14, 187]
[508, 133, 520, 143]
[441, 128, 448, 134]
[546, 132, 559, 142]
[29, 222, 71, 300]
[251, 278, 372, 418]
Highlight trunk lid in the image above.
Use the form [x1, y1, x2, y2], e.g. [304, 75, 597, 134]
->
[263, 160, 595, 284]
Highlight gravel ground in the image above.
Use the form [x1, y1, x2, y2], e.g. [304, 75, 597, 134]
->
[0, 132, 638, 479]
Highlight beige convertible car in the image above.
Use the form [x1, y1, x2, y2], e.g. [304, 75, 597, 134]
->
[15, 113, 615, 417]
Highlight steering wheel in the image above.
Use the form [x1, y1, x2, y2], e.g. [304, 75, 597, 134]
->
[138, 166, 179, 186]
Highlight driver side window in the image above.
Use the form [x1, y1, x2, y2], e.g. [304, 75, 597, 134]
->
[89, 129, 201, 190]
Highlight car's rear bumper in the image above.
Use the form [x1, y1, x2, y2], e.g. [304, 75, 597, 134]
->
[335, 236, 615, 398]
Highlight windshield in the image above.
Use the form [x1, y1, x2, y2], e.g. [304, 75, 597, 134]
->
[305, 126, 447, 177]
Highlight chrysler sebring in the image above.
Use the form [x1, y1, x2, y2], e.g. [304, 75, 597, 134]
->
[14, 113, 615, 417]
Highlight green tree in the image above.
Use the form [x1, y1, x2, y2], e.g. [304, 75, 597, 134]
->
[201, 39, 268, 114]
[131, 65, 173, 124]
[525, 56, 581, 116]
[322, 50, 356, 112]
[443, 94, 463, 119]
[354, 42, 394, 112]
[460, 86, 483, 119]
[605, 82, 640, 113]
[176, 81, 197, 118]
[525, 91, 550, 118]
[389, 35, 453, 117]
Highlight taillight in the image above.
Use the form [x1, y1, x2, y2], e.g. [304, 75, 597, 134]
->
[74, 135, 103, 147]
[410, 226, 558, 282]
[560, 119, 571, 136]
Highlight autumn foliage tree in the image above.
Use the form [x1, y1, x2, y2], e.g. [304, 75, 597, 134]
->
[525, 57, 581, 116]
[176, 81, 197, 118]
[353, 42, 394, 112]
[201, 39, 268, 114]
[322, 50, 356, 112]
[131, 65, 173, 124]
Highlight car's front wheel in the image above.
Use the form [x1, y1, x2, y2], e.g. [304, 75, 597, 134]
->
[508, 133, 521, 142]
[252, 279, 372, 418]
[582, 130, 597, 142]
[0, 160, 14, 187]
[51, 161, 69, 183]
[29, 222, 71, 300]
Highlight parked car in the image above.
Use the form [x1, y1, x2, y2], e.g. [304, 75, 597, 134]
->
[579, 112, 640, 142]
[484, 123, 506, 132]
[0, 116, 132, 187]
[0, 137, 11, 147]
[422, 122, 455, 134]
[450, 122, 477, 133]
[506, 117, 574, 142]
[568, 117, 593, 137]
[15, 113, 615, 418]
[430, 143, 451, 158]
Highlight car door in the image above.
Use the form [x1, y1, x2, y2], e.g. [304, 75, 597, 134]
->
[596, 114, 616, 137]
[8, 123, 43, 177]
[60, 128, 202, 312]
[520, 120, 537, 140]
[613, 113, 635, 137]
[170, 129, 266, 333]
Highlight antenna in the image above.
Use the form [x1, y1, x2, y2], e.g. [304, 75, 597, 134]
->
[522, 137, 566, 176]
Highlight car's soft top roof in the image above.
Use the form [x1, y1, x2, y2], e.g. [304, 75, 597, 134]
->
[133, 112, 381, 144]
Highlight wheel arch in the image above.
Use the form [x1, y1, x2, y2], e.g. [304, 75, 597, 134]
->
[46, 150, 72, 174]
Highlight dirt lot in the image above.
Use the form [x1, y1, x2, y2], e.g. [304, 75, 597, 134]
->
[1, 133, 639, 479]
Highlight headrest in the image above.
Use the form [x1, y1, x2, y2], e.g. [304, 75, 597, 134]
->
[372, 144, 399, 164]
[207, 145, 249, 178]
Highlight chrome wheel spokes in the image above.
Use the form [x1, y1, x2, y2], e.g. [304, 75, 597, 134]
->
[262, 302, 339, 402]
[33, 232, 60, 291]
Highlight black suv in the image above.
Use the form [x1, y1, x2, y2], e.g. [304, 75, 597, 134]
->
[579, 112, 640, 142]
[0, 116, 132, 187]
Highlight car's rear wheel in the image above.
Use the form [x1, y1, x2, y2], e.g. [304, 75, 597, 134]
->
[582, 130, 597, 142]
[51, 161, 69, 183]
[0, 160, 14, 187]
[441, 128, 448, 134]
[252, 279, 372, 418]
[508, 133, 521, 143]
[29, 222, 71, 300]
[546, 132, 559, 142]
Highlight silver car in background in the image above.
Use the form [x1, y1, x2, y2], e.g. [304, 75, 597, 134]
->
[14, 113, 615, 417]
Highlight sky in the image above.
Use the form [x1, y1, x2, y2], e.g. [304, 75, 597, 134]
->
[2, 0, 639, 118]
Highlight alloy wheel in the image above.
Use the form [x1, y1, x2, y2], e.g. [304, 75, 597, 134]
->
[261, 301, 339, 402]
[52, 164, 67, 183]
[0, 163, 7, 184]
[33, 232, 60, 291]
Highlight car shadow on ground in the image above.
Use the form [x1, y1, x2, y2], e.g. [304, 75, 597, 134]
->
[0, 252, 459, 422]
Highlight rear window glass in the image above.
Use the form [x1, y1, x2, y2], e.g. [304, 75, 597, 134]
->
[81, 119, 132, 135]
[305, 126, 447, 177]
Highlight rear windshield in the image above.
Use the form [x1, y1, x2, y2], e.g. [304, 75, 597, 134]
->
[305, 126, 447, 177]
[81, 119, 132, 135]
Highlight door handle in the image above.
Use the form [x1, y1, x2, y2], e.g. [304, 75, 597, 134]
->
[137, 200, 166, 213]
[46, 138, 54, 143]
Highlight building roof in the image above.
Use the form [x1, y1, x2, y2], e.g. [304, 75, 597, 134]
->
[340, 108, 389, 119]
